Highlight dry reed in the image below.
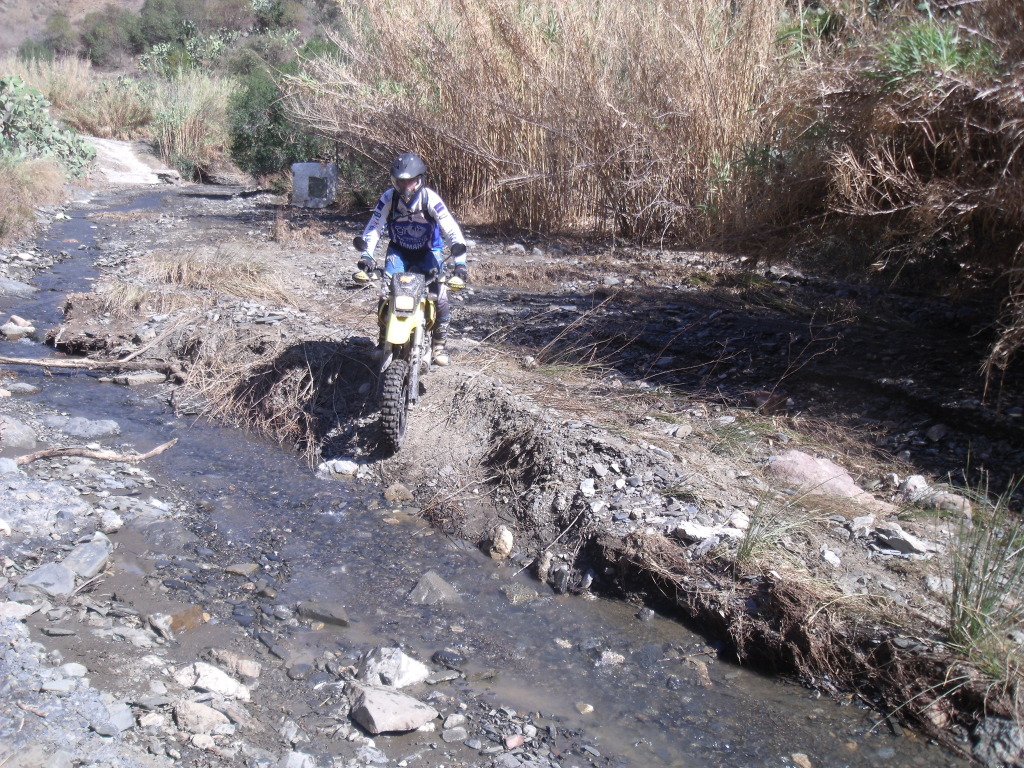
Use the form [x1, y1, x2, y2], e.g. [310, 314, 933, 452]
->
[0, 157, 66, 243]
[284, 0, 785, 242]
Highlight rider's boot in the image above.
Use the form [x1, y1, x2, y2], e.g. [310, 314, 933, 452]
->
[431, 325, 450, 367]
[370, 302, 387, 362]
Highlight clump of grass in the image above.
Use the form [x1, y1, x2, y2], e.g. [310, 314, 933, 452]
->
[150, 71, 234, 179]
[93, 279, 201, 317]
[0, 156, 66, 243]
[947, 479, 1024, 702]
[62, 77, 153, 139]
[0, 54, 95, 112]
[873, 18, 998, 87]
[733, 494, 820, 572]
[141, 245, 294, 304]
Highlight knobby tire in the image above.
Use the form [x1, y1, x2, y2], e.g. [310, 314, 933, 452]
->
[380, 359, 410, 452]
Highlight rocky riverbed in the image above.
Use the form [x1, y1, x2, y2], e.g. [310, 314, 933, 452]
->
[1, 144, 1023, 767]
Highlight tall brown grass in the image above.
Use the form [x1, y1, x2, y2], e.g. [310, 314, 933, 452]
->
[284, 0, 785, 241]
[0, 54, 152, 139]
[0, 157, 66, 244]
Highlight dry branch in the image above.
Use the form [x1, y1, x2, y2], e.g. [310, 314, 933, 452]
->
[14, 438, 178, 466]
[0, 355, 173, 373]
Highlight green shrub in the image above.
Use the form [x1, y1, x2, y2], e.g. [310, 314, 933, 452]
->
[0, 75, 95, 176]
[43, 11, 79, 57]
[140, 0, 193, 46]
[17, 40, 56, 64]
[228, 67, 327, 177]
[80, 4, 146, 67]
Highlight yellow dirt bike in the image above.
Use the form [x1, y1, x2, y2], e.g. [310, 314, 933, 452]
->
[352, 237, 466, 452]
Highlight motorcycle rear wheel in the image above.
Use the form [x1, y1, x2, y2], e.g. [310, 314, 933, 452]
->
[380, 359, 410, 452]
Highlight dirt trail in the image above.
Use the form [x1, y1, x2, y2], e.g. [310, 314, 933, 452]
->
[6, 140, 1024, 765]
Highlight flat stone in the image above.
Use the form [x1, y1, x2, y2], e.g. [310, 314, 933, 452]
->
[0, 601, 37, 620]
[874, 522, 931, 554]
[225, 562, 260, 577]
[174, 662, 250, 700]
[296, 599, 349, 627]
[61, 533, 113, 578]
[0, 276, 38, 297]
[501, 582, 538, 606]
[408, 570, 462, 605]
[112, 371, 167, 386]
[19, 562, 76, 597]
[174, 700, 230, 734]
[349, 684, 438, 734]
[0, 416, 36, 449]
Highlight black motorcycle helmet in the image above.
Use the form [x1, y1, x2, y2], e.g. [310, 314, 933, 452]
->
[390, 152, 427, 203]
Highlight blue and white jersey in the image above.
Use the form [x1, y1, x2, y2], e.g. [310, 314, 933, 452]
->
[361, 187, 467, 262]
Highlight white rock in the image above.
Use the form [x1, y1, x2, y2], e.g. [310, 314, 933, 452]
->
[579, 478, 596, 498]
[174, 700, 230, 734]
[820, 549, 841, 568]
[174, 662, 250, 700]
[349, 684, 438, 734]
[278, 752, 317, 768]
[489, 525, 514, 559]
[328, 459, 359, 475]
[0, 601, 37, 621]
[728, 511, 750, 531]
[674, 521, 743, 542]
[357, 647, 430, 689]
[897, 475, 929, 502]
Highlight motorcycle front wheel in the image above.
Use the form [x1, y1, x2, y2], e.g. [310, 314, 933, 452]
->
[379, 359, 410, 452]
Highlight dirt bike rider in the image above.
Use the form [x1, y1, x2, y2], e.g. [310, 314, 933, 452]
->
[357, 152, 469, 366]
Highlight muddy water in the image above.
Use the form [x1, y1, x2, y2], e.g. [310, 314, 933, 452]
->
[1, 186, 969, 768]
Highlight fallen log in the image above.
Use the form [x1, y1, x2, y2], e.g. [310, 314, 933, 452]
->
[0, 355, 168, 372]
[15, 438, 178, 466]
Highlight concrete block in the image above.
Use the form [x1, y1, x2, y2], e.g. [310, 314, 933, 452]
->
[291, 162, 338, 208]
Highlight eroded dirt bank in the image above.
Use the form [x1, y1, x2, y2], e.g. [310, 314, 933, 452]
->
[2, 158, 1023, 767]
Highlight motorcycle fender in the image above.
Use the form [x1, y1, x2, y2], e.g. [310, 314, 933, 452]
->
[385, 311, 421, 345]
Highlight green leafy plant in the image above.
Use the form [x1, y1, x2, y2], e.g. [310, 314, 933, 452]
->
[0, 75, 95, 176]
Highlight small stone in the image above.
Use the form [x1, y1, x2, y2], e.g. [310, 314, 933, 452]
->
[384, 482, 414, 502]
[489, 525, 514, 559]
[792, 753, 813, 768]
[575, 702, 594, 715]
[442, 727, 469, 743]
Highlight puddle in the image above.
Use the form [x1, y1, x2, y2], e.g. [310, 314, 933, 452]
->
[0, 186, 970, 768]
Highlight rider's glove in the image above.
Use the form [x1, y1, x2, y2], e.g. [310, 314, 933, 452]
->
[357, 254, 375, 273]
[453, 263, 469, 282]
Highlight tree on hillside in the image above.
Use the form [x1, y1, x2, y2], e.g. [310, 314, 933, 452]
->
[43, 11, 78, 56]
[80, 5, 145, 67]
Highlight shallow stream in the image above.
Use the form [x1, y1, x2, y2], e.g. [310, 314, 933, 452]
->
[0, 185, 970, 768]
